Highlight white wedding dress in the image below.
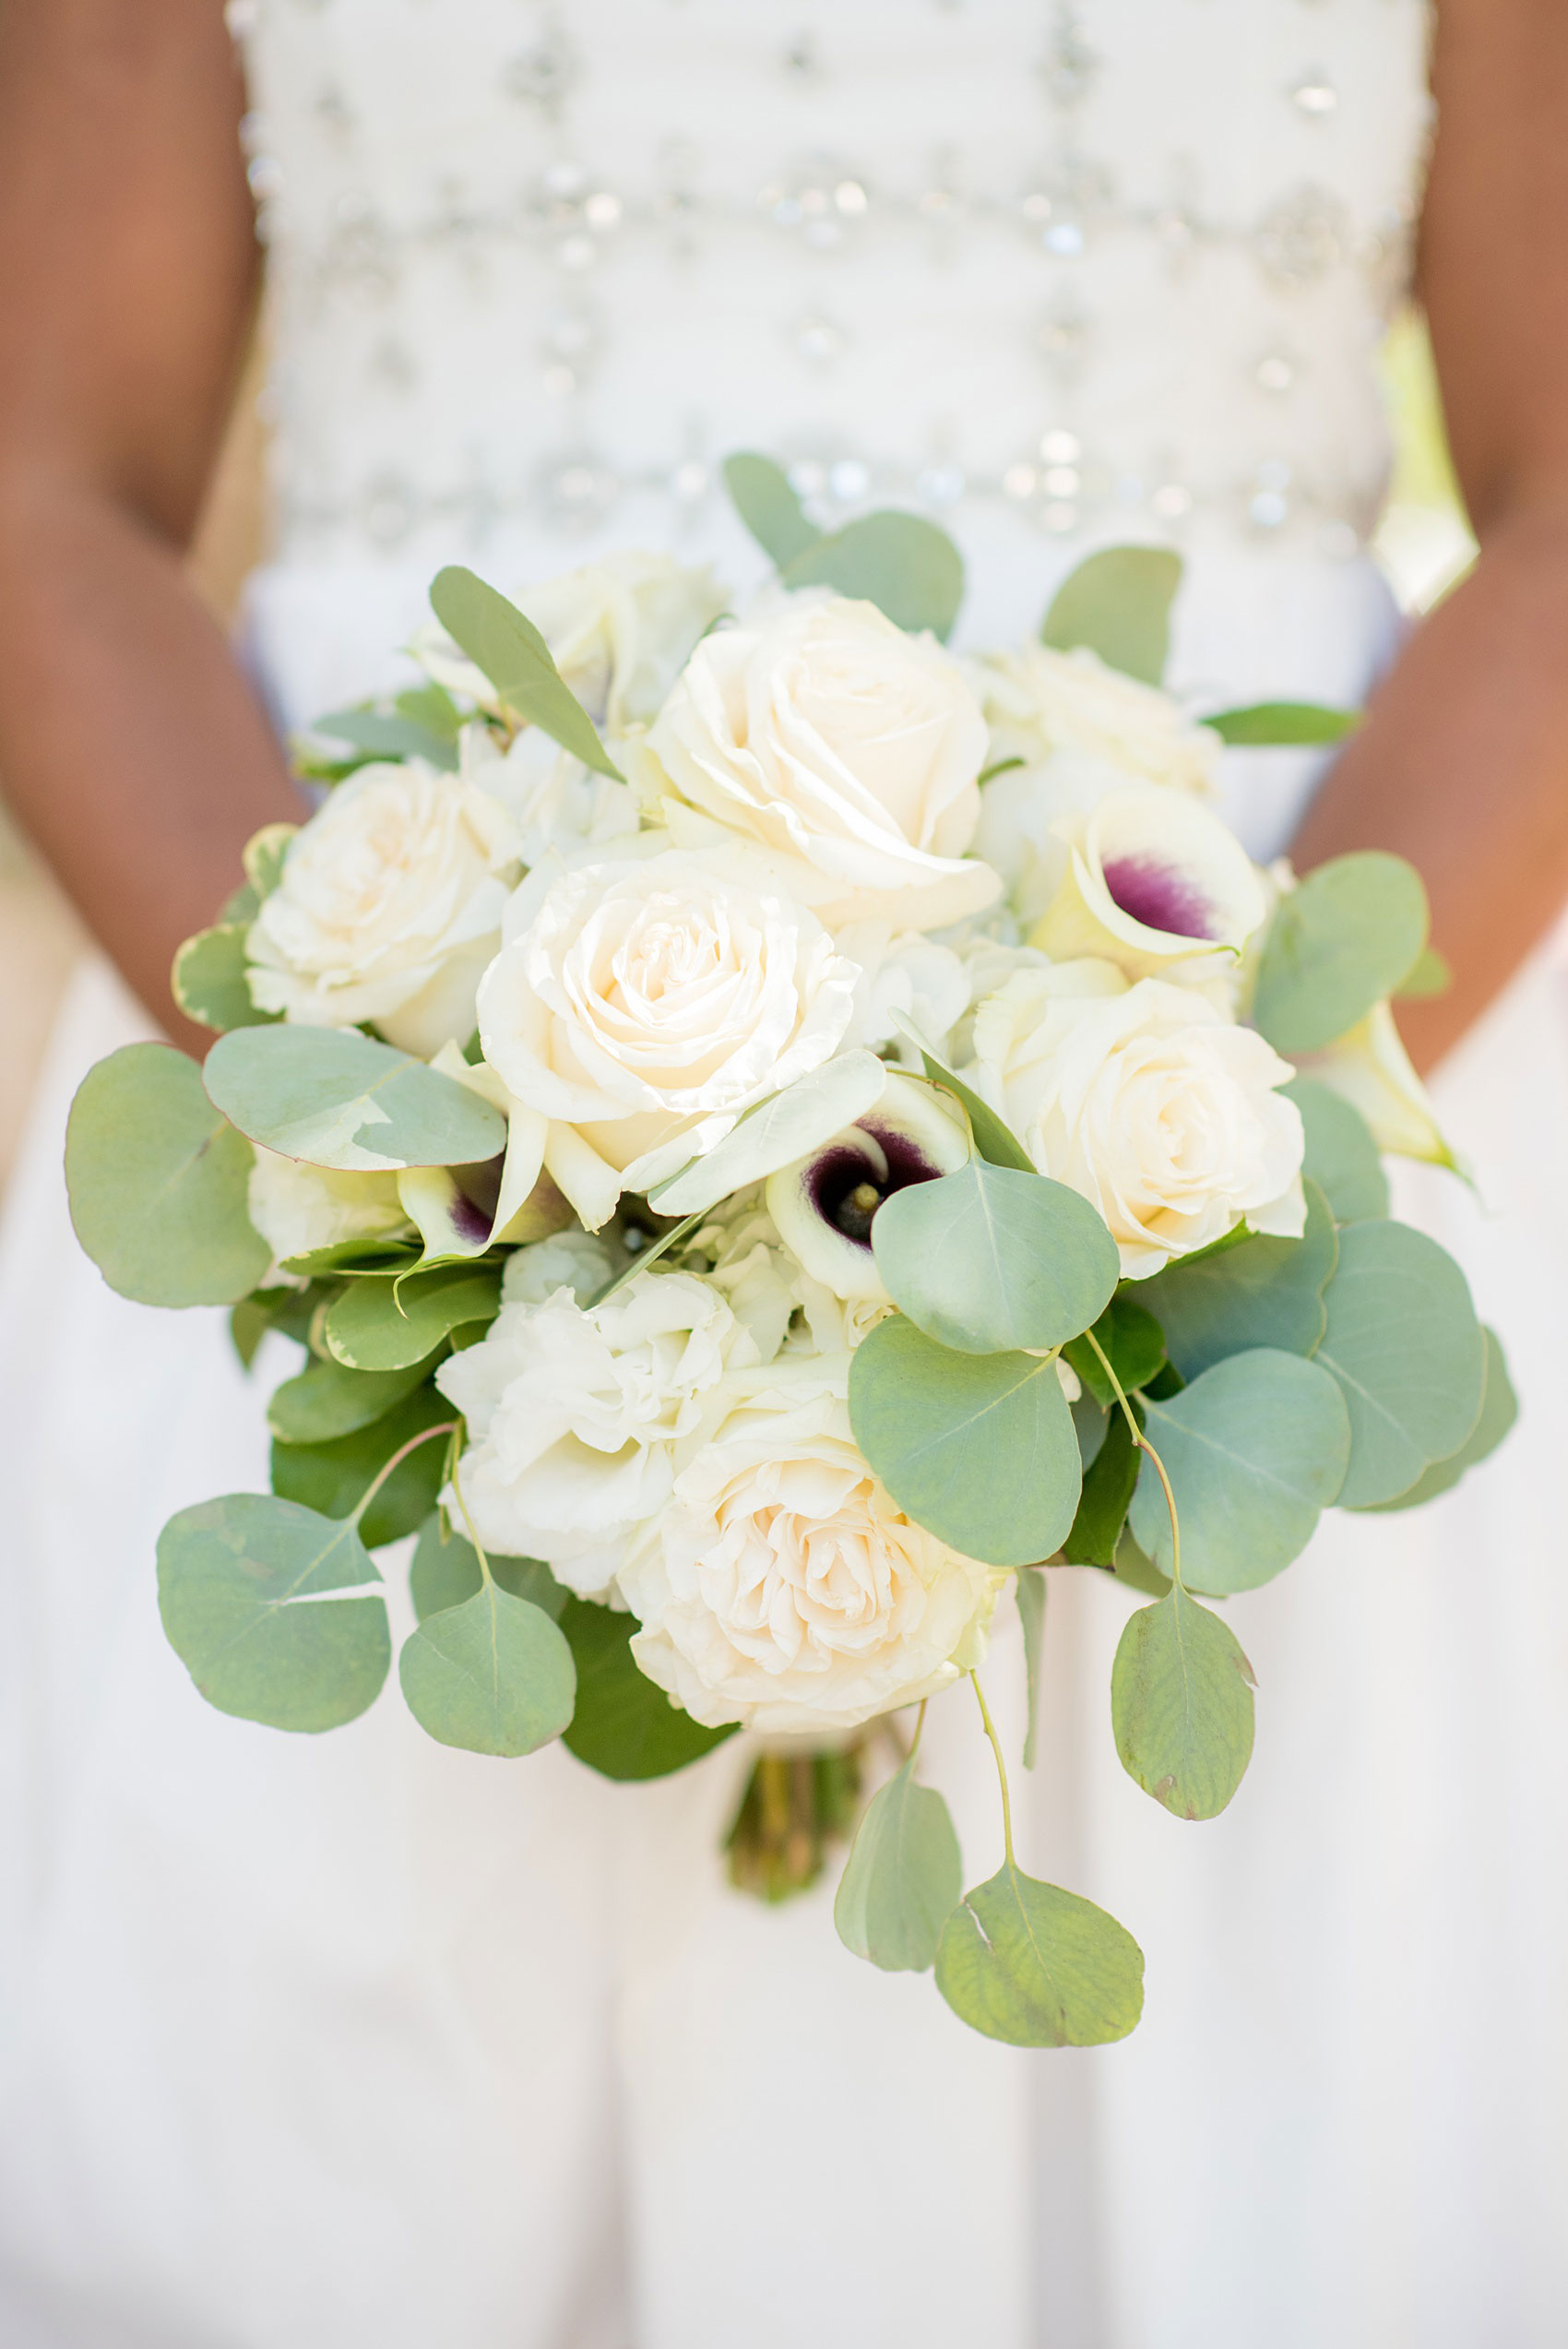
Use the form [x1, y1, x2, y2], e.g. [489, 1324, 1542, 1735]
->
[4, 5, 1568, 2344]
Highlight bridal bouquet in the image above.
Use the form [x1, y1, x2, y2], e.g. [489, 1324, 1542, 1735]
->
[65, 457, 1512, 2050]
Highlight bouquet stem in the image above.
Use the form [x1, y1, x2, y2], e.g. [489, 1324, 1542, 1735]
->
[726, 1740, 865, 1902]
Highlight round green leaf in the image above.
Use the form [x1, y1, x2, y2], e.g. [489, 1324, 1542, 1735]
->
[935, 1863, 1145, 2046]
[1140, 1181, 1336, 1380]
[1314, 1221, 1486, 1507]
[561, 1599, 737, 1780]
[204, 1024, 507, 1173]
[1063, 1294, 1166, 1405]
[1040, 545, 1182, 686]
[1284, 1078, 1390, 1223]
[833, 1758, 963, 1973]
[157, 1493, 389, 1732]
[1111, 1583, 1256, 1819]
[780, 511, 965, 639]
[65, 1043, 269, 1307]
[270, 1379, 453, 1548]
[409, 1515, 568, 1623]
[1360, 1325, 1517, 1512]
[1130, 1348, 1352, 1593]
[1063, 1401, 1142, 1568]
[1252, 852, 1429, 1056]
[649, 1050, 888, 1216]
[848, 1316, 1081, 1567]
[873, 1160, 1120, 1354]
[171, 924, 279, 1034]
[267, 1351, 438, 1444]
[323, 1263, 502, 1371]
[399, 1580, 576, 1758]
[1203, 701, 1360, 746]
[723, 450, 821, 567]
[428, 566, 623, 779]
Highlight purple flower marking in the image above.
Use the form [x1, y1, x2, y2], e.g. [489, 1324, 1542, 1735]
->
[1100, 853, 1216, 941]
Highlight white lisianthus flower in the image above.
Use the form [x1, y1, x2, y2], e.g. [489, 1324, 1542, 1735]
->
[1294, 1000, 1455, 1166]
[965, 964, 1305, 1277]
[437, 1270, 755, 1597]
[246, 761, 521, 1056]
[645, 594, 1000, 932]
[501, 1228, 621, 1306]
[834, 924, 969, 1056]
[459, 722, 638, 871]
[477, 844, 858, 1231]
[246, 1147, 409, 1266]
[618, 1369, 1005, 1735]
[1029, 784, 1268, 983]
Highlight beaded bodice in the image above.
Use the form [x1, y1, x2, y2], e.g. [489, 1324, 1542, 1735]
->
[234, 0, 1432, 586]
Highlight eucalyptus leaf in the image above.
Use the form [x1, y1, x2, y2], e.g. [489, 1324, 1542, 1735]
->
[324, 1262, 502, 1370]
[722, 450, 822, 567]
[205, 1024, 507, 1174]
[231, 1296, 269, 1371]
[270, 1379, 453, 1549]
[1314, 1221, 1486, 1507]
[312, 707, 459, 770]
[1360, 1326, 1517, 1512]
[1252, 852, 1430, 1057]
[1140, 1181, 1336, 1380]
[1063, 1294, 1166, 1406]
[267, 1351, 439, 1444]
[897, 1028, 1034, 1172]
[1396, 944, 1453, 1001]
[780, 511, 965, 639]
[1284, 1078, 1389, 1223]
[409, 1515, 567, 1623]
[171, 924, 278, 1034]
[873, 1159, 1119, 1354]
[1112, 1523, 1171, 1597]
[1063, 1401, 1143, 1568]
[1040, 545, 1182, 686]
[833, 1757, 963, 1971]
[1111, 1582, 1256, 1819]
[396, 682, 463, 740]
[1017, 1569, 1047, 1771]
[1203, 701, 1360, 746]
[560, 1599, 738, 1780]
[935, 1862, 1145, 2046]
[428, 566, 623, 779]
[849, 1316, 1082, 1567]
[648, 1051, 888, 1216]
[65, 1043, 269, 1307]
[1130, 1348, 1352, 1593]
[157, 1493, 389, 1732]
[399, 1580, 576, 1757]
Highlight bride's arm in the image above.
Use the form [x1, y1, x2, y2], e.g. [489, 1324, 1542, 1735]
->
[0, 0, 299, 1055]
[1292, 0, 1568, 1073]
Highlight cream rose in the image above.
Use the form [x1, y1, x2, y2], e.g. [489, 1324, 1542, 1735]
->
[966, 965, 1305, 1276]
[438, 1270, 754, 1597]
[646, 593, 1000, 931]
[618, 1370, 1004, 1734]
[246, 1148, 409, 1267]
[477, 844, 858, 1230]
[246, 762, 521, 1056]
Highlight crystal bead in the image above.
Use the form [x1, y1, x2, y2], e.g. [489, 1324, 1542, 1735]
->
[1255, 352, 1297, 395]
[787, 459, 827, 499]
[245, 155, 284, 201]
[828, 459, 870, 503]
[1254, 184, 1347, 286]
[1039, 428, 1081, 463]
[542, 161, 588, 202]
[503, 28, 580, 117]
[1151, 484, 1193, 520]
[915, 464, 967, 507]
[835, 180, 869, 217]
[1003, 463, 1039, 501]
[1043, 465, 1081, 497]
[540, 456, 619, 531]
[792, 315, 844, 365]
[584, 191, 623, 232]
[1289, 70, 1339, 121]
[557, 234, 598, 272]
[1250, 489, 1290, 530]
[670, 460, 710, 504]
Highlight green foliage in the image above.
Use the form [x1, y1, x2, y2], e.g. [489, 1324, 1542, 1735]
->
[935, 1863, 1145, 2046]
[1284, 1079, 1390, 1223]
[1040, 545, 1182, 686]
[323, 1262, 502, 1370]
[780, 512, 966, 640]
[722, 451, 822, 566]
[267, 1351, 439, 1444]
[1252, 852, 1430, 1056]
[1140, 1181, 1336, 1380]
[873, 1159, 1120, 1355]
[1314, 1221, 1487, 1507]
[428, 566, 624, 778]
[909, 1043, 1035, 1172]
[1361, 1326, 1516, 1512]
[1063, 1401, 1143, 1567]
[409, 1516, 566, 1622]
[310, 706, 460, 770]
[1111, 1583, 1256, 1819]
[171, 924, 278, 1034]
[849, 1316, 1082, 1567]
[1202, 701, 1360, 746]
[650, 1051, 889, 1216]
[1016, 1569, 1047, 1768]
[231, 1296, 270, 1369]
[1112, 1524, 1171, 1597]
[1395, 944, 1453, 1000]
[65, 1043, 269, 1307]
[833, 1757, 963, 1972]
[157, 1493, 389, 1732]
[204, 1024, 507, 1174]
[270, 1379, 452, 1548]
[1063, 1294, 1166, 1405]
[399, 1579, 576, 1757]
[1131, 1348, 1352, 1593]
[559, 1598, 738, 1779]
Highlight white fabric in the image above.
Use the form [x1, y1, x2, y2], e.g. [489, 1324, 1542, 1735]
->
[6, 4, 1568, 2344]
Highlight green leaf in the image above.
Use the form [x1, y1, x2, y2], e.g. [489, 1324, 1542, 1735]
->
[409, 1515, 567, 1623]
[398, 1580, 576, 1757]
[157, 1493, 389, 1733]
[1017, 1569, 1047, 1770]
[231, 1296, 270, 1370]
[1313, 1221, 1486, 1507]
[1139, 1181, 1337, 1380]
[559, 1599, 738, 1780]
[65, 1043, 269, 1307]
[428, 566, 623, 779]
[323, 1262, 502, 1370]
[1063, 1294, 1166, 1406]
[1252, 852, 1430, 1056]
[1360, 1326, 1517, 1512]
[204, 1024, 507, 1173]
[171, 924, 279, 1034]
[722, 450, 823, 566]
[649, 1050, 889, 1217]
[1040, 545, 1182, 686]
[1284, 1078, 1390, 1223]
[267, 1350, 439, 1444]
[872, 1159, 1120, 1355]
[780, 512, 965, 640]
[1063, 1401, 1143, 1568]
[1203, 701, 1360, 746]
[1131, 1348, 1352, 1593]
[897, 1028, 1035, 1172]
[849, 1316, 1082, 1567]
[396, 682, 464, 740]
[1395, 943, 1453, 1000]
[270, 1379, 453, 1548]
[310, 707, 460, 770]
[935, 1862, 1145, 2046]
[833, 1756, 963, 1972]
[1111, 1582, 1256, 1819]
[1112, 1523, 1171, 1597]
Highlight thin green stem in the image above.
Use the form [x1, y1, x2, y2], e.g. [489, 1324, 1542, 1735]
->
[970, 1672, 1015, 1868]
[349, 1419, 458, 1529]
[1082, 1325, 1182, 1587]
[909, 1697, 929, 1769]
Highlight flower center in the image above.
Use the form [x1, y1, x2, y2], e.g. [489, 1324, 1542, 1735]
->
[806, 1123, 946, 1251]
[1100, 853, 1216, 940]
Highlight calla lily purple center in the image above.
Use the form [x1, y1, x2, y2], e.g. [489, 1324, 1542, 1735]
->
[1100, 853, 1217, 941]
[806, 1121, 950, 1251]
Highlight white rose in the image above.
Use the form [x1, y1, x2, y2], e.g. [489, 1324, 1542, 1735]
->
[1028, 784, 1267, 984]
[646, 594, 1000, 932]
[438, 1270, 754, 1597]
[246, 1147, 409, 1266]
[966, 965, 1305, 1277]
[618, 1369, 1005, 1735]
[477, 844, 858, 1230]
[247, 762, 521, 1057]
